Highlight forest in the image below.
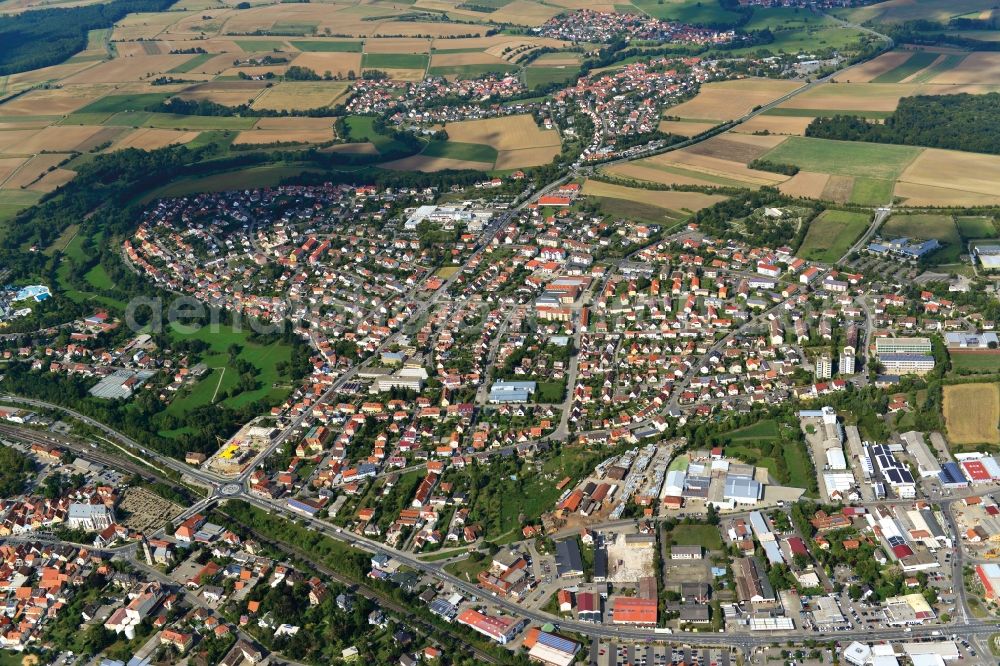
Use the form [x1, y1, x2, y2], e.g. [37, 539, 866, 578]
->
[0, 0, 176, 75]
[805, 93, 1000, 155]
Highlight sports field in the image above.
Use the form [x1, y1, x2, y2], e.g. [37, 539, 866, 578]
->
[797, 210, 869, 263]
[943, 383, 1000, 447]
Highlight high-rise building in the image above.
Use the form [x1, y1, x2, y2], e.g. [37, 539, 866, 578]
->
[840, 346, 856, 375]
[816, 353, 832, 380]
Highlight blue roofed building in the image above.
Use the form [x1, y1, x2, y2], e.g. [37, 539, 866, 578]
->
[868, 237, 941, 260]
[940, 462, 969, 489]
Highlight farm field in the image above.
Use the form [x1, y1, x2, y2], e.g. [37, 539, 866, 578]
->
[921, 52, 1000, 85]
[580, 179, 727, 217]
[760, 136, 921, 180]
[951, 354, 1000, 374]
[797, 210, 869, 263]
[870, 51, 940, 83]
[894, 148, 1000, 207]
[659, 120, 719, 137]
[665, 78, 802, 122]
[733, 115, 813, 136]
[943, 383, 1000, 448]
[839, 0, 1000, 25]
[251, 82, 351, 111]
[444, 114, 561, 169]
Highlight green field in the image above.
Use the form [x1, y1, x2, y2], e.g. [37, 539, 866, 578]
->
[908, 54, 967, 84]
[271, 20, 318, 35]
[104, 111, 258, 131]
[628, 0, 744, 26]
[850, 177, 894, 206]
[838, 0, 994, 24]
[422, 140, 497, 163]
[169, 53, 215, 74]
[957, 216, 997, 239]
[525, 66, 579, 89]
[139, 164, 326, 202]
[798, 210, 869, 263]
[0, 190, 42, 227]
[84, 264, 114, 289]
[762, 136, 922, 179]
[77, 93, 172, 115]
[163, 322, 293, 420]
[429, 63, 514, 79]
[871, 51, 940, 83]
[725, 419, 780, 442]
[362, 53, 429, 70]
[587, 195, 684, 225]
[663, 524, 723, 551]
[343, 114, 412, 154]
[762, 108, 893, 119]
[951, 354, 1000, 373]
[290, 40, 362, 52]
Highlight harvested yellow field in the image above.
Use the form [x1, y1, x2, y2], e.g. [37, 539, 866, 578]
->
[666, 78, 802, 121]
[113, 10, 188, 40]
[62, 55, 193, 84]
[28, 168, 76, 193]
[779, 171, 831, 199]
[927, 52, 1000, 84]
[943, 383, 1000, 446]
[0, 126, 120, 154]
[0, 157, 27, 187]
[322, 142, 378, 155]
[495, 146, 560, 169]
[430, 52, 507, 67]
[176, 81, 267, 106]
[365, 38, 430, 54]
[382, 155, 493, 172]
[821, 175, 854, 203]
[220, 66, 287, 78]
[254, 117, 336, 131]
[252, 82, 349, 111]
[659, 120, 717, 137]
[445, 114, 559, 152]
[837, 51, 913, 83]
[894, 182, 1000, 208]
[1, 154, 71, 190]
[776, 82, 915, 112]
[0, 88, 99, 116]
[685, 133, 786, 164]
[233, 128, 334, 146]
[376, 68, 426, 81]
[657, 151, 788, 186]
[490, 0, 562, 26]
[436, 35, 567, 52]
[111, 128, 200, 151]
[733, 115, 813, 136]
[6, 61, 98, 90]
[603, 162, 718, 188]
[897, 148, 1000, 200]
[290, 52, 363, 79]
[581, 179, 726, 212]
[373, 21, 486, 37]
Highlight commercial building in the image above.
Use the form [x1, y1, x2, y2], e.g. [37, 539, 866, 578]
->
[488, 381, 537, 404]
[734, 556, 777, 610]
[456, 609, 524, 644]
[527, 631, 580, 666]
[670, 545, 702, 560]
[611, 597, 657, 625]
[723, 475, 762, 505]
[555, 539, 584, 578]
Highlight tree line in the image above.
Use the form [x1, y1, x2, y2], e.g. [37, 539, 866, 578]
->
[805, 93, 1000, 155]
[0, 0, 177, 75]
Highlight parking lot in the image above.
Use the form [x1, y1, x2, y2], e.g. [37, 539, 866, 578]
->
[591, 642, 732, 666]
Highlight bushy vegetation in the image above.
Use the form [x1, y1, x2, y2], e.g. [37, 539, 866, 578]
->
[805, 93, 1000, 155]
[0, 445, 34, 497]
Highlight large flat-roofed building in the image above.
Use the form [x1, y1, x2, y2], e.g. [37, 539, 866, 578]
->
[488, 381, 537, 404]
[723, 475, 762, 505]
[900, 431, 940, 478]
[611, 597, 657, 625]
[945, 331, 1000, 349]
[876, 337, 932, 356]
[975, 244, 1000, 271]
[456, 609, 524, 644]
[880, 354, 935, 376]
